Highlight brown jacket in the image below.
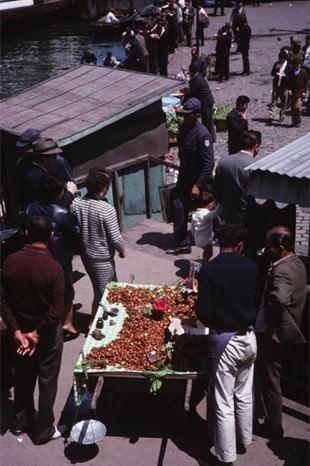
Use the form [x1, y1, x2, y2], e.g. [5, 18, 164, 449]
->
[263, 254, 307, 344]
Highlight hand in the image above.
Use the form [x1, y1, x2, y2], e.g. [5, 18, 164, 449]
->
[119, 251, 127, 258]
[191, 185, 200, 198]
[18, 330, 40, 356]
[240, 110, 248, 119]
[66, 181, 78, 195]
[288, 90, 293, 96]
[164, 152, 174, 162]
[13, 330, 29, 352]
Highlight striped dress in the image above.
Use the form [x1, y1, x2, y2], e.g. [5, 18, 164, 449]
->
[71, 196, 125, 302]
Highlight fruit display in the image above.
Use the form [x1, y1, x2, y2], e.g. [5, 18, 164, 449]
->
[87, 285, 203, 373]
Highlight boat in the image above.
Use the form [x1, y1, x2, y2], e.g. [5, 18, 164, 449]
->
[0, 0, 71, 34]
[90, 5, 160, 41]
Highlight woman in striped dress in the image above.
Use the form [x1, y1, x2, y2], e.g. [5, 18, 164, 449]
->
[71, 167, 126, 321]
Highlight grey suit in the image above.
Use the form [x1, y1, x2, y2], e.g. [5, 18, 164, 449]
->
[212, 150, 254, 224]
[257, 254, 307, 435]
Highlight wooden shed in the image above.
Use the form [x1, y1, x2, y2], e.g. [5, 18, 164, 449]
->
[0, 65, 182, 227]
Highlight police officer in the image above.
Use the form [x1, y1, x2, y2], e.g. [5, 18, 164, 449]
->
[167, 98, 214, 255]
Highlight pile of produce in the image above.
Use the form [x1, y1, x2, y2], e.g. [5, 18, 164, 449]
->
[87, 285, 202, 373]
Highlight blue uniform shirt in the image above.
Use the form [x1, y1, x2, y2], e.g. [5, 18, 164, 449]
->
[177, 120, 214, 191]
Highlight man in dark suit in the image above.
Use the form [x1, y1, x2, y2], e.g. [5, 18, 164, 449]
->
[213, 0, 225, 17]
[239, 20, 252, 75]
[186, 63, 216, 142]
[230, 1, 247, 52]
[212, 130, 261, 226]
[215, 23, 232, 82]
[256, 226, 307, 438]
[226, 95, 250, 154]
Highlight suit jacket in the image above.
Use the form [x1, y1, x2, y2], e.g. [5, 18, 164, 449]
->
[212, 150, 254, 223]
[239, 24, 251, 52]
[263, 254, 307, 344]
[226, 108, 249, 154]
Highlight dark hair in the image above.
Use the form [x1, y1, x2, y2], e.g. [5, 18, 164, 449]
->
[189, 63, 199, 74]
[236, 95, 250, 107]
[268, 231, 294, 252]
[27, 216, 53, 243]
[218, 223, 247, 248]
[240, 130, 262, 150]
[86, 167, 110, 195]
[199, 191, 214, 207]
[37, 175, 64, 203]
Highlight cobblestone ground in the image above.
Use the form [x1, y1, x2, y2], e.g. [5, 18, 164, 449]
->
[167, 1, 309, 255]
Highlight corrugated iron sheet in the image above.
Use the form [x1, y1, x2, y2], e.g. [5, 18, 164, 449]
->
[246, 133, 310, 179]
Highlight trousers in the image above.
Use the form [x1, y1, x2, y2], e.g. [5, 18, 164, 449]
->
[172, 189, 191, 247]
[256, 335, 296, 433]
[13, 324, 63, 444]
[214, 331, 257, 463]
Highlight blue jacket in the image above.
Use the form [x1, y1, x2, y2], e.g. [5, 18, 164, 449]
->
[177, 120, 214, 192]
[26, 202, 80, 265]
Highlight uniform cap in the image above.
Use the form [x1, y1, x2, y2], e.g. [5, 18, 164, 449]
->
[179, 97, 201, 114]
[16, 128, 40, 149]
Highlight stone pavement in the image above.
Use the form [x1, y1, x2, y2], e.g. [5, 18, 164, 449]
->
[1, 3, 309, 465]
[1, 218, 309, 466]
[167, 0, 310, 255]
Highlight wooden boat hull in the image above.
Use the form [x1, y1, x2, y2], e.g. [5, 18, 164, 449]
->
[1, 0, 71, 34]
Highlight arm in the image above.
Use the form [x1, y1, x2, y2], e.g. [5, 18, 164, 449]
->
[104, 206, 126, 255]
[36, 266, 65, 333]
[211, 164, 222, 201]
[267, 268, 293, 313]
[196, 264, 213, 326]
[226, 112, 248, 134]
[1, 283, 31, 354]
[1, 282, 20, 333]
[195, 133, 214, 189]
[56, 155, 75, 182]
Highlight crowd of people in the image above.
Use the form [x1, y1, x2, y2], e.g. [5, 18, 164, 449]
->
[1, 1, 309, 462]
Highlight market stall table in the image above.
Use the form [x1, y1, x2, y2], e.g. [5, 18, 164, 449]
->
[74, 282, 209, 432]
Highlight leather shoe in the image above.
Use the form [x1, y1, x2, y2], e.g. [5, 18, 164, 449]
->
[11, 428, 25, 436]
[166, 245, 192, 255]
[236, 442, 246, 454]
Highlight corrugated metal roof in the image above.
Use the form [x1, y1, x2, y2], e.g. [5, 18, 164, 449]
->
[0, 65, 182, 146]
[245, 133, 310, 179]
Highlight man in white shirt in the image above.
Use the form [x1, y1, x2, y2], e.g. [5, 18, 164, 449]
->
[106, 9, 119, 23]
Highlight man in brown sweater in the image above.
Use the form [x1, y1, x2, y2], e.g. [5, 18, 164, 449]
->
[1, 216, 65, 445]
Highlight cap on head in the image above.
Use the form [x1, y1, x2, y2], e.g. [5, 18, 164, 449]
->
[32, 137, 62, 157]
[16, 128, 41, 149]
[179, 97, 201, 114]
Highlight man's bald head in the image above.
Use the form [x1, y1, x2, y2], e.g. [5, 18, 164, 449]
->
[265, 225, 294, 262]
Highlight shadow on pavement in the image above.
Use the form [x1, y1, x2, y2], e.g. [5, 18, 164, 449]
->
[174, 259, 191, 278]
[267, 437, 309, 466]
[136, 231, 175, 251]
[64, 442, 99, 463]
[282, 405, 310, 424]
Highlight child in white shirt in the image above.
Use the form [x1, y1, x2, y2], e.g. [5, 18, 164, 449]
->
[191, 192, 219, 260]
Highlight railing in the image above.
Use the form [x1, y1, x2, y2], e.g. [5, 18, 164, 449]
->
[75, 153, 179, 231]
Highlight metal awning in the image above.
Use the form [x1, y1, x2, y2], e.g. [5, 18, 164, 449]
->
[245, 133, 310, 208]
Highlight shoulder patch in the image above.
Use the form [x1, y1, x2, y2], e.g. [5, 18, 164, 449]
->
[204, 139, 210, 147]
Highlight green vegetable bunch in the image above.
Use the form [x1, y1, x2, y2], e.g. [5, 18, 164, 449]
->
[213, 105, 231, 120]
